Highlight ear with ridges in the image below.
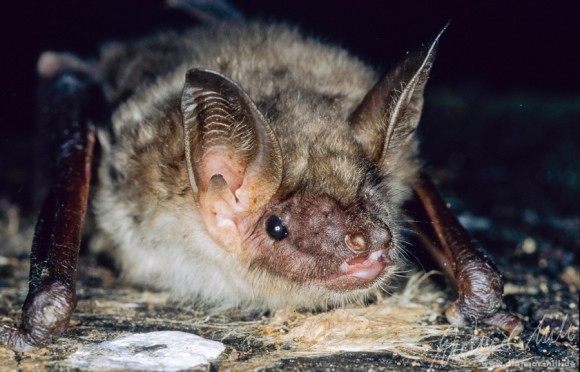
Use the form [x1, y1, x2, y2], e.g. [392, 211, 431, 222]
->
[349, 24, 447, 167]
[181, 68, 283, 221]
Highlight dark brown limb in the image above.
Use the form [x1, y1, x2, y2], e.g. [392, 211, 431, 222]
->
[0, 68, 102, 350]
[0, 128, 95, 351]
[410, 172, 523, 337]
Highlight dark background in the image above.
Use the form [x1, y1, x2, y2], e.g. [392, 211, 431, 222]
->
[0, 0, 578, 216]
[1, 0, 578, 136]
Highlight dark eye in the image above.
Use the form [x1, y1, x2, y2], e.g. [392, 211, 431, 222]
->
[265, 215, 288, 240]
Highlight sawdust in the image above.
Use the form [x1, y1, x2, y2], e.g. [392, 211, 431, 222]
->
[254, 272, 523, 368]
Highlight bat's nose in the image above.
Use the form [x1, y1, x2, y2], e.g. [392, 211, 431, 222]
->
[345, 224, 391, 253]
[345, 233, 368, 252]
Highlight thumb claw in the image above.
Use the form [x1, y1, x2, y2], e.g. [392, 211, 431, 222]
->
[445, 299, 524, 338]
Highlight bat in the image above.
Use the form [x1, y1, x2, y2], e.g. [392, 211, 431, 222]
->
[0, 0, 522, 350]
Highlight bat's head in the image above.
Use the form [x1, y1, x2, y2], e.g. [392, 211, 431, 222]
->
[180, 29, 443, 308]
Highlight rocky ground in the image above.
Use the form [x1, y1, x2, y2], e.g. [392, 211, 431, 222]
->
[0, 88, 578, 370]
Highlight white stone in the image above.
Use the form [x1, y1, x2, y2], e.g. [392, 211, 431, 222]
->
[65, 331, 225, 371]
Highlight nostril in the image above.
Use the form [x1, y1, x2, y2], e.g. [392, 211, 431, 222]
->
[345, 233, 368, 252]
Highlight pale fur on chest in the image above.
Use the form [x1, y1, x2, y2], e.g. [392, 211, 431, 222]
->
[91, 22, 417, 309]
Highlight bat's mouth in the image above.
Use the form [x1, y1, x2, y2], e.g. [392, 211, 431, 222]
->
[339, 249, 389, 279]
[321, 249, 391, 291]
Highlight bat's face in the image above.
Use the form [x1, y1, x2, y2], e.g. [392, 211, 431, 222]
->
[179, 26, 441, 304]
[192, 137, 405, 305]
[239, 175, 399, 294]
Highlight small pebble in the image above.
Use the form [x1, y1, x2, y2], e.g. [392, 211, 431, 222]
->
[65, 331, 225, 371]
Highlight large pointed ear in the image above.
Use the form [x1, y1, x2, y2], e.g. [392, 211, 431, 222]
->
[181, 69, 283, 219]
[349, 24, 447, 166]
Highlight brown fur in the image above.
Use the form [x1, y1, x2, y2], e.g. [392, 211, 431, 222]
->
[91, 21, 435, 310]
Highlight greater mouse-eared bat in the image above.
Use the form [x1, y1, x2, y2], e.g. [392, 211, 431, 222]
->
[0, 1, 522, 350]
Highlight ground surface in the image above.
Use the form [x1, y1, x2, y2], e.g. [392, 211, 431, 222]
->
[0, 88, 578, 370]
